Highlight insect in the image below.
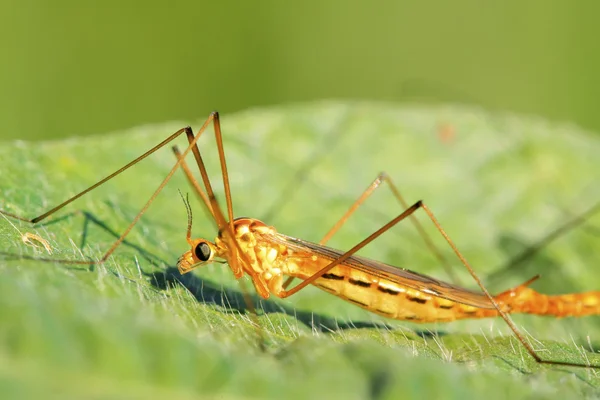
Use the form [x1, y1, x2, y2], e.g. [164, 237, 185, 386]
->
[1, 112, 598, 369]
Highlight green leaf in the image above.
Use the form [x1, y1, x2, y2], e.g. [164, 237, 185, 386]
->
[1, 102, 600, 399]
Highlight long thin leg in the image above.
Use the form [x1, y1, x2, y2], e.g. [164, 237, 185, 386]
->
[172, 146, 214, 221]
[283, 172, 459, 290]
[0, 127, 192, 224]
[279, 201, 424, 297]
[1, 115, 219, 265]
[279, 200, 594, 368]
[321, 173, 422, 245]
[182, 113, 234, 232]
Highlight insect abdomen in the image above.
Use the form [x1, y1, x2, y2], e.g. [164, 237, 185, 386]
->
[300, 264, 468, 322]
[314, 269, 600, 322]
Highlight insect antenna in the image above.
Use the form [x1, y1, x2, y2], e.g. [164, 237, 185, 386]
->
[177, 190, 194, 244]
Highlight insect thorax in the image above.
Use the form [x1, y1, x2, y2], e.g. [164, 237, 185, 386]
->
[216, 218, 288, 278]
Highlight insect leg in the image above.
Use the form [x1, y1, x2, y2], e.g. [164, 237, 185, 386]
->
[282, 172, 458, 291]
[418, 201, 596, 368]
[1, 127, 190, 224]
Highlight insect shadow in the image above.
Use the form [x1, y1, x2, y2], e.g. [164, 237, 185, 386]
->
[146, 266, 428, 335]
[26, 208, 172, 270]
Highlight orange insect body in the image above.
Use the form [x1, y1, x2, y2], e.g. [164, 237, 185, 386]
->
[178, 218, 600, 323]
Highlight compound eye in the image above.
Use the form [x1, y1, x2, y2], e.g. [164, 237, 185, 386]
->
[194, 242, 212, 262]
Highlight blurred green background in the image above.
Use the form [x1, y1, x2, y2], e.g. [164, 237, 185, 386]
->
[1, 1, 599, 141]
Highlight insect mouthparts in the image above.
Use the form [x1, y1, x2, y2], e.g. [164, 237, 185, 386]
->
[177, 251, 195, 274]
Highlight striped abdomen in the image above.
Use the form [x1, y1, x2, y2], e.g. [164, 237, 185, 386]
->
[286, 259, 600, 323]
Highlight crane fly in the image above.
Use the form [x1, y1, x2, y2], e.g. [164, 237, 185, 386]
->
[1, 112, 599, 370]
